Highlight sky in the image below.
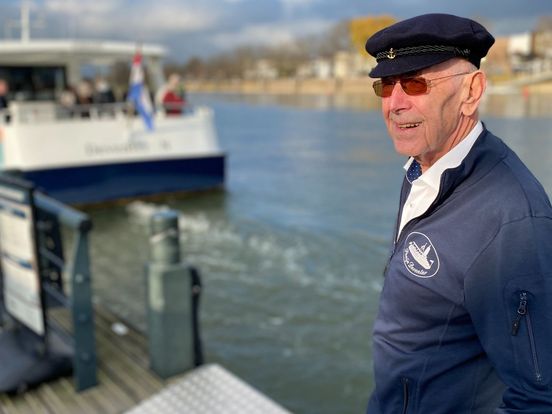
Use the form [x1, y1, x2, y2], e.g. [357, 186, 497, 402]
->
[0, 0, 550, 62]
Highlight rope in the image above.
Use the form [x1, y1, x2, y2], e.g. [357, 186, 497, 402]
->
[376, 45, 471, 61]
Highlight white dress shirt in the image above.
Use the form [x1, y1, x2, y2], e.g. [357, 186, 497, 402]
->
[397, 121, 483, 239]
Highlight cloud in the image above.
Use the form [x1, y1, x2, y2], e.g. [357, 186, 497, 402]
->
[491, 15, 540, 35]
[4, 0, 548, 62]
[44, 0, 123, 15]
[279, 0, 322, 20]
[43, 0, 220, 38]
[280, 0, 318, 9]
[211, 18, 333, 49]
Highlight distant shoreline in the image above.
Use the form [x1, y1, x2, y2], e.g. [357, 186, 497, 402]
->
[186, 77, 552, 96]
[186, 77, 373, 96]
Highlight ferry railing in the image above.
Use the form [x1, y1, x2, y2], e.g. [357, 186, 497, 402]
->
[34, 191, 97, 391]
[7, 101, 127, 122]
[4, 101, 195, 124]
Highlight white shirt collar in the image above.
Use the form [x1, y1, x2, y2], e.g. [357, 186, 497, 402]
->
[397, 122, 484, 239]
[403, 121, 483, 189]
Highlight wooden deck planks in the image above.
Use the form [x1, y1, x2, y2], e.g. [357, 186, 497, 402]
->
[0, 306, 169, 414]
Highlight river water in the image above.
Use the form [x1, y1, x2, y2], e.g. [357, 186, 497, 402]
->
[85, 92, 552, 414]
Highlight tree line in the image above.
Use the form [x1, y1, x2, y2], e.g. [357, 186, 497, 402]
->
[108, 14, 552, 85]
[164, 16, 397, 80]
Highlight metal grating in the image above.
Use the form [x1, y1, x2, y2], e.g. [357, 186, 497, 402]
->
[125, 364, 293, 414]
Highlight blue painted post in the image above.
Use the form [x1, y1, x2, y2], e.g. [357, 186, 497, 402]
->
[146, 210, 194, 378]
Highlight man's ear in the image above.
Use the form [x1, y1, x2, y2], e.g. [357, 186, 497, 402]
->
[461, 71, 486, 117]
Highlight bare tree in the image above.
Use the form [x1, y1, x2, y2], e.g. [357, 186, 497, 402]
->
[178, 18, 360, 79]
[318, 21, 353, 58]
[536, 16, 552, 32]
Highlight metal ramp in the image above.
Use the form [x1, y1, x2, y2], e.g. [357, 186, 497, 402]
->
[125, 364, 293, 414]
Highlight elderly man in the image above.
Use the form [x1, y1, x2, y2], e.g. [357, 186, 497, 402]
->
[364, 14, 552, 413]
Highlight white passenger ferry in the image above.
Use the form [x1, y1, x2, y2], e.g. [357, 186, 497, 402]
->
[0, 8, 225, 205]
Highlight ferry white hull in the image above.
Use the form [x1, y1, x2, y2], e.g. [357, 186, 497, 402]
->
[1, 104, 225, 205]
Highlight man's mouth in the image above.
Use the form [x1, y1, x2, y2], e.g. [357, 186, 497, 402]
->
[398, 122, 422, 129]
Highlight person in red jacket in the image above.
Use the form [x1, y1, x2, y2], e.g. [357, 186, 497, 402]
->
[157, 73, 186, 115]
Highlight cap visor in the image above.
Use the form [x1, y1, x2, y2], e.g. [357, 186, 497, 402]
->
[369, 53, 456, 78]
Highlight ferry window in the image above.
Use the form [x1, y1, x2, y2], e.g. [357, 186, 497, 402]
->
[0, 66, 66, 101]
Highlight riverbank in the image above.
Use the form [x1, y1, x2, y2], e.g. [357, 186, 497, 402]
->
[186, 77, 372, 95]
[185, 77, 552, 96]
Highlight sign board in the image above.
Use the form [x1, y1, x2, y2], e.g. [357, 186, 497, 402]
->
[0, 178, 45, 336]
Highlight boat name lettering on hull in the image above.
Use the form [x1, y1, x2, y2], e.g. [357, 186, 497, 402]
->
[85, 141, 149, 156]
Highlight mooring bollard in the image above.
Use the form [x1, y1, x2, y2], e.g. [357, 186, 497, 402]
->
[146, 210, 195, 379]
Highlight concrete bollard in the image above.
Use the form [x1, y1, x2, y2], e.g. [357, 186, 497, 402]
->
[146, 210, 194, 379]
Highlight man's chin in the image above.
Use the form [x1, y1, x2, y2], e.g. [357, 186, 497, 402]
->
[392, 143, 419, 159]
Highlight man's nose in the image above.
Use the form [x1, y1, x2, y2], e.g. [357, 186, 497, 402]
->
[386, 81, 411, 112]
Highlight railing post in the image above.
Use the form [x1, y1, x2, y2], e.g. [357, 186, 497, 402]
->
[35, 192, 97, 391]
[146, 210, 195, 378]
[68, 225, 97, 391]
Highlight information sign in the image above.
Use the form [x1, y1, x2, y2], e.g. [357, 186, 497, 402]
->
[0, 179, 45, 336]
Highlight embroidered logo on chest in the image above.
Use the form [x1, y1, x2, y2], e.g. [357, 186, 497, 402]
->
[403, 232, 440, 278]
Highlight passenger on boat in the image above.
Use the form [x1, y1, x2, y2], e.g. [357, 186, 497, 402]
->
[93, 76, 116, 105]
[0, 79, 10, 123]
[58, 85, 77, 118]
[0, 79, 8, 110]
[76, 79, 94, 118]
[364, 13, 552, 414]
[156, 73, 186, 115]
[93, 76, 116, 117]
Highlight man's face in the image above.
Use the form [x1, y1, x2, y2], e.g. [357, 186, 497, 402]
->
[381, 62, 469, 167]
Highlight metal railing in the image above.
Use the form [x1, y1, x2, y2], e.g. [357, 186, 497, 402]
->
[1, 101, 193, 125]
[34, 191, 97, 391]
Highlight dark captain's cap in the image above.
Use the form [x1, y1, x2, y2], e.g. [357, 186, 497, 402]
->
[365, 13, 495, 78]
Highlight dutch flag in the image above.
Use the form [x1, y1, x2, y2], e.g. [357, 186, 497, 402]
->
[128, 51, 154, 130]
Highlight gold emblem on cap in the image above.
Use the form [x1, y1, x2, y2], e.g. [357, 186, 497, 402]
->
[387, 48, 396, 59]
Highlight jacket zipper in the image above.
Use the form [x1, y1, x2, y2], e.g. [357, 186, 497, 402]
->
[511, 291, 543, 383]
[384, 209, 432, 276]
[384, 182, 411, 276]
[385, 173, 450, 276]
[401, 377, 410, 414]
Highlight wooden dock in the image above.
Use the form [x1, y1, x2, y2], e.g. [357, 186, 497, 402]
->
[0, 306, 167, 414]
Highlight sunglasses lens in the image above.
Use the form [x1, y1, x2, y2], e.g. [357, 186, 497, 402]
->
[372, 81, 383, 97]
[401, 78, 428, 95]
[372, 80, 395, 97]
[373, 77, 430, 97]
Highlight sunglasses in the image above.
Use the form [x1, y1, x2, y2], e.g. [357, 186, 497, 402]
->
[372, 72, 471, 98]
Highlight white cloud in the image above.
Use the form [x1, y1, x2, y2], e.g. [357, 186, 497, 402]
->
[43, 0, 220, 38]
[211, 18, 333, 49]
[280, 0, 318, 8]
[44, 0, 123, 15]
[279, 0, 319, 15]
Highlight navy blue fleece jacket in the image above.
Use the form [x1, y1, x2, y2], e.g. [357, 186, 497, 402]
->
[367, 128, 552, 413]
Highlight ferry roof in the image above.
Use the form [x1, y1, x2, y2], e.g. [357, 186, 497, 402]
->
[0, 39, 166, 66]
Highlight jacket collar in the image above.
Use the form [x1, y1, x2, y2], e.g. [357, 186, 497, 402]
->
[438, 125, 507, 201]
